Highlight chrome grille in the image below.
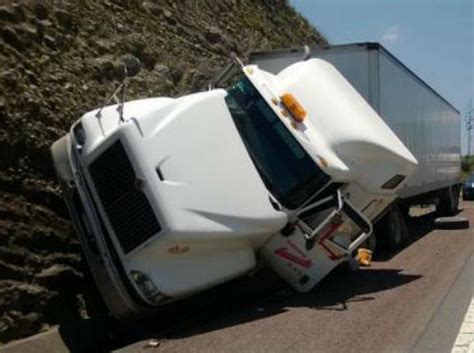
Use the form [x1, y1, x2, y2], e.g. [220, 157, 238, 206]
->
[89, 141, 161, 254]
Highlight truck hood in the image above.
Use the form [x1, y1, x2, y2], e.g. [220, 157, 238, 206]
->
[78, 89, 287, 246]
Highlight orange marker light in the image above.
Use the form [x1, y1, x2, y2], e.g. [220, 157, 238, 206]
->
[280, 93, 307, 122]
[317, 156, 328, 168]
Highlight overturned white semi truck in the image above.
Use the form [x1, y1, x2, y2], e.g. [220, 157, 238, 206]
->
[51, 42, 460, 320]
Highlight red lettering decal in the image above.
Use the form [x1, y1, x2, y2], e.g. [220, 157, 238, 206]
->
[317, 222, 343, 260]
[274, 247, 313, 268]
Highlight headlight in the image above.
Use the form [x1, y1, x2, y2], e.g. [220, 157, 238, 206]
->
[130, 270, 163, 304]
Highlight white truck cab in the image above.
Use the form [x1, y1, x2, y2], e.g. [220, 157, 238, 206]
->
[52, 58, 417, 319]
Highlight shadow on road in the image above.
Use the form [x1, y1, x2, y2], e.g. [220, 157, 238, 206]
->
[164, 267, 421, 342]
[56, 204, 471, 352]
[58, 265, 421, 352]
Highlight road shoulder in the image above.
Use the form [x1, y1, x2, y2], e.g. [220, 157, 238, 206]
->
[410, 250, 474, 353]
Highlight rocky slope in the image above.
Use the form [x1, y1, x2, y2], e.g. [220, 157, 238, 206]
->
[0, 0, 326, 343]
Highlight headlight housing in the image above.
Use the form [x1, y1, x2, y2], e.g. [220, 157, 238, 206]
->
[130, 270, 164, 304]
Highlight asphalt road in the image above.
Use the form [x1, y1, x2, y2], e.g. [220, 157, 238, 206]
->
[44, 201, 472, 353]
[3, 202, 472, 353]
[107, 202, 473, 353]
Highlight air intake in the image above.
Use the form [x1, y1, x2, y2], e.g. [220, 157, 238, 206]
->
[381, 175, 406, 190]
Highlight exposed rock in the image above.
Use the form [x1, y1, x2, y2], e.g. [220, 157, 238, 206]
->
[2, 26, 22, 50]
[0, 4, 25, 23]
[93, 55, 128, 81]
[0, 311, 44, 342]
[11, 3, 26, 23]
[0, 6, 16, 22]
[16, 22, 38, 43]
[163, 9, 172, 18]
[43, 34, 56, 49]
[33, 2, 49, 20]
[36, 264, 83, 292]
[205, 26, 224, 45]
[54, 9, 74, 33]
[141, 1, 162, 15]
[0, 260, 26, 280]
[162, 9, 176, 25]
[0, 281, 56, 311]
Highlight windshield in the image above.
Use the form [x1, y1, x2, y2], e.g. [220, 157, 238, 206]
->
[225, 77, 329, 209]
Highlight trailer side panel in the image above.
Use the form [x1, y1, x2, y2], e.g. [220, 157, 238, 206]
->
[377, 49, 461, 197]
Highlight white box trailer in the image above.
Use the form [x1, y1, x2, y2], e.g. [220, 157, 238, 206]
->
[248, 43, 462, 206]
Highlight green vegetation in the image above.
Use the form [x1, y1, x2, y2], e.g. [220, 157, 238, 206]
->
[461, 155, 474, 179]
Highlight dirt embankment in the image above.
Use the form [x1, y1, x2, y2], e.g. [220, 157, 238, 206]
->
[0, 0, 326, 343]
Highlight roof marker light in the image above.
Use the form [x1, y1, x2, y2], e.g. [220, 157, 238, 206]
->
[317, 156, 328, 168]
[280, 93, 307, 122]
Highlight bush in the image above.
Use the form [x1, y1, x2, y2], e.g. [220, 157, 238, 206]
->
[461, 156, 474, 178]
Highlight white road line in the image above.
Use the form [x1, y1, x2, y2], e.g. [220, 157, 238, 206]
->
[452, 297, 474, 353]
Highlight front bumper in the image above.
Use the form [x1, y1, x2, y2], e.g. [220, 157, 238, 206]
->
[51, 134, 159, 320]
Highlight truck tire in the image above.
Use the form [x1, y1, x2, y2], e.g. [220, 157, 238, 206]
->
[387, 205, 406, 250]
[376, 204, 407, 251]
[360, 232, 377, 252]
[437, 186, 458, 216]
[453, 186, 460, 211]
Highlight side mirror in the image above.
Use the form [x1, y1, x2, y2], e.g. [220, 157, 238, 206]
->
[122, 55, 142, 78]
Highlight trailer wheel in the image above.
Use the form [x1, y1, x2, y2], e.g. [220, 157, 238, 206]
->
[453, 186, 460, 211]
[437, 186, 458, 216]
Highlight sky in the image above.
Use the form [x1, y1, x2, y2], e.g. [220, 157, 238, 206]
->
[290, 0, 473, 154]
